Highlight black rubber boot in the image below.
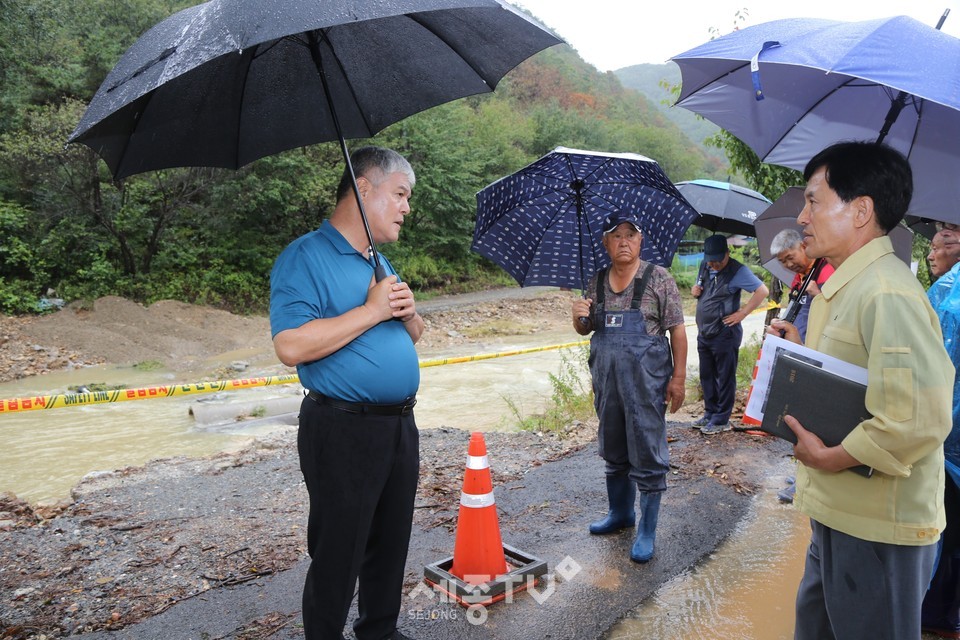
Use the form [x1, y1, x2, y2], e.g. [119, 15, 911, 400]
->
[589, 474, 636, 534]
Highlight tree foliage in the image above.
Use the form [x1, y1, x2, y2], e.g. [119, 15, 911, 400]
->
[0, 1, 716, 314]
[708, 130, 803, 201]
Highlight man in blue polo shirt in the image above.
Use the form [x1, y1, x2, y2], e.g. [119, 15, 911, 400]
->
[270, 146, 423, 640]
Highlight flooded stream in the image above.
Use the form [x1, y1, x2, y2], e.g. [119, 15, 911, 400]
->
[0, 328, 582, 505]
[0, 313, 826, 639]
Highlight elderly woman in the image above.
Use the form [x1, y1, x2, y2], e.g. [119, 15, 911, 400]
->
[769, 228, 834, 341]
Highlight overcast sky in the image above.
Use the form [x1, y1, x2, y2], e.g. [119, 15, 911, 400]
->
[513, 0, 960, 71]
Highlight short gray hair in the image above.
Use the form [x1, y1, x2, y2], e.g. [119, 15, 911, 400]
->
[770, 228, 803, 255]
[336, 146, 415, 201]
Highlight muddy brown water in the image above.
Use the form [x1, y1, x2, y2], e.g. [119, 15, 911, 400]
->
[0, 327, 583, 505]
[605, 475, 809, 640]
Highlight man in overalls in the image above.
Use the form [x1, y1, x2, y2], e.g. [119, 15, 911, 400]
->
[572, 212, 687, 563]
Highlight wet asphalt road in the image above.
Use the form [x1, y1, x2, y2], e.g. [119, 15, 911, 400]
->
[80, 427, 786, 640]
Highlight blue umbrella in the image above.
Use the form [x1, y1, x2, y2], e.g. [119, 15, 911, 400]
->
[671, 14, 960, 222]
[472, 147, 698, 290]
[675, 179, 771, 236]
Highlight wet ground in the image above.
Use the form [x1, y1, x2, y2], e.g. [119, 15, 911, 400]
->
[0, 288, 800, 639]
[59, 422, 791, 640]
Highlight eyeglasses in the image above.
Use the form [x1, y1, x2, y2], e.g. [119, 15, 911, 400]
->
[936, 221, 959, 232]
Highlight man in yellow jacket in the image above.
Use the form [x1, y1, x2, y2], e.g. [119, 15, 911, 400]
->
[769, 141, 954, 640]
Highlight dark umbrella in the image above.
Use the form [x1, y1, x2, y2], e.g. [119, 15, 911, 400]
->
[471, 147, 699, 291]
[675, 179, 771, 236]
[755, 186, 914, 286]
[671, 13, 960, 222]
[903, 215, 938, 241]
[67, 0, 561, 279]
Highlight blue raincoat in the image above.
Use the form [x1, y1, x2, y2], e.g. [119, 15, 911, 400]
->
[921, 262, 960, 633]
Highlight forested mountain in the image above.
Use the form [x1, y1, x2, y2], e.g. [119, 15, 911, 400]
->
[614, 63, 723, 162]
[0, 0, 725, 314]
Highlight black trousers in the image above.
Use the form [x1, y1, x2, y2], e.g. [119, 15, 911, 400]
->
[297, 396, 420, 640]
[697, 324, 743, 425]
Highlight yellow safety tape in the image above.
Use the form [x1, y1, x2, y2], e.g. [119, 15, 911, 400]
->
[0, 374, 300, 414]
[418, 340, 588, 368]
[0, 341, 592, 414]
[0, 302, 776, 414]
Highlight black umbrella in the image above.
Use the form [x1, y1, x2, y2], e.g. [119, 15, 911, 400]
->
[67, 0, 561, 279]
[674, 179, 771, 237]
[903, 215, 938, 241]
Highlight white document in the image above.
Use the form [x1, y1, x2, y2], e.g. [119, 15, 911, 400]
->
[743, 334, 868, 423]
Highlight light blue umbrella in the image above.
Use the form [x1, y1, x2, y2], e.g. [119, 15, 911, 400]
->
[472, 147, 698, 290]
[671, 14, 960, 222]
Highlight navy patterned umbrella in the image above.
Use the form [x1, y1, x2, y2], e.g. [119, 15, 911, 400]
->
[472, 147, 698, 290]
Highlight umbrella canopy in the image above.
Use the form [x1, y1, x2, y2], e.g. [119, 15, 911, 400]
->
[755, 186, 914, 285]
[903, 215, 938, 240]
[472, 147, 699, 290]
[675, 179, 771, 236]
[671, 15, 960, 223]
[68, 0, 561, 180]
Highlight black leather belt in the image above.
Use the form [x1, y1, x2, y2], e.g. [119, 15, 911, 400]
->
[306, 390, 416, 416]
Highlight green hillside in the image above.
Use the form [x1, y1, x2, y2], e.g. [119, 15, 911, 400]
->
[0, 0, 727, 313]
[615, 63, 725, 163]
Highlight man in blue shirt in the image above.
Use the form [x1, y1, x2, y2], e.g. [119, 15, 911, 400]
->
[270, 146, 423, 640]
[691, 234, 768, 434]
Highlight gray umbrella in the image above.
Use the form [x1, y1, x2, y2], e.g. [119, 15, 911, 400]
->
[67, 0, 561, 279]
[675, 179, 771, 237]
[755, 186, 914, 286]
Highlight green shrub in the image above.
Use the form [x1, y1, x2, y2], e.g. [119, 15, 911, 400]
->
[506, 345, 594, 434]
[397, 253, 443, 290]
[0, 277, 42, 314]
[737, 335, 763, 389]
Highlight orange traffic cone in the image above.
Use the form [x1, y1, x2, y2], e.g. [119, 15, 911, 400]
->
[423, 431, 547, 606]
[450, 432, 508, 583]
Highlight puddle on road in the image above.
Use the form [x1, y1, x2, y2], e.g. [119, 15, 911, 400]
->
[604, 473, 809, 640]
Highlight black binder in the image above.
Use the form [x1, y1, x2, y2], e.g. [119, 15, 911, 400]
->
[760, 353, 874, 478]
